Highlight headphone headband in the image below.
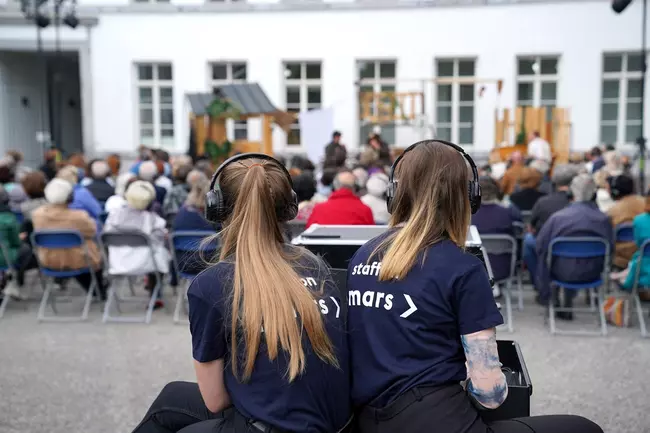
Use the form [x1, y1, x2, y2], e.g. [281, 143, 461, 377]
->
[205, 152, 298, 223]
[386, 139, 481, 214]
[209, 153, 293, 192]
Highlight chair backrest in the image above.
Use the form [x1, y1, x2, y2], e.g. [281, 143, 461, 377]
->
[13, 211, 24, 224]
[547, 237, 610, 274]
[32, 230, 84, 249]
[615, 223, 634, 243]
[511, 221, 525, 239]
[100, 230, 151, 249]
[479, 234, 517, 280]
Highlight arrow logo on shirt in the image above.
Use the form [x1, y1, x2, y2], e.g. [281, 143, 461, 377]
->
[329, 296, 340, 319]
[400, 295, 418, 318]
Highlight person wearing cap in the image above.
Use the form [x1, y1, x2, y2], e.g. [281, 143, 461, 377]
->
[535, 174, 614, 318]
[324, 131, 347, 168]
[31, 178, 106, 300]
[103, 180, 170, 300]
[606, 174, 645, 270]
[524, 165, 579, 290]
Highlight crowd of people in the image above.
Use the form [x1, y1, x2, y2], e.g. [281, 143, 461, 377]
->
[475, 134, 649, 323]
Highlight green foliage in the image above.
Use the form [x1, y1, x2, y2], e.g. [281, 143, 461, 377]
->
[515, 109, 527, 145]
[204, 139, 233, 165]
[206, 98, 242, 120]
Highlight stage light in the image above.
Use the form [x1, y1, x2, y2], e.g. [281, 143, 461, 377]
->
[34, 13, 50, 28]
[63, 13, 79, 29]
[612, 0, 634, 13]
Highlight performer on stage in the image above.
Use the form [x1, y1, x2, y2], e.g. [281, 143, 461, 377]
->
[346, 139, 603, 433]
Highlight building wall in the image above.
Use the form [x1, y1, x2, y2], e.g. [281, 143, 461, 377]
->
[0, 50, 83, 166]
[2, 1, 648, 157]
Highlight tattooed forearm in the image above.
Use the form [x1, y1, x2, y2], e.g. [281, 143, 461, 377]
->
[461, 329, 508, 409]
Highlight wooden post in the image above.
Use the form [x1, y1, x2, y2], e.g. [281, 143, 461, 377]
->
[194, 115, 207, 156]
[261, 114, 273, 155]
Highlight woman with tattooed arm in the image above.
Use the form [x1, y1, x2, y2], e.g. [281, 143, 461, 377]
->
[346, 140, 603, 433]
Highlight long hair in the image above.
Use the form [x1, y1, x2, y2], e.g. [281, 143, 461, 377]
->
[216, 158, 337, 382]
[373, 140, 471, 281]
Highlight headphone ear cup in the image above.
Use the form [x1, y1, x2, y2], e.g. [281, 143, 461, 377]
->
[205, 189, 224, 223]
[385, 181, 395, 214]
[468, 181, 481, 214]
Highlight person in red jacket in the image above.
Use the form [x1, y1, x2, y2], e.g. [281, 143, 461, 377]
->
[306, 171, 375, 228]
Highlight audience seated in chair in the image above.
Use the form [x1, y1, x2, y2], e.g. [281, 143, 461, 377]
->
[19, 171, 48, 222]
[0, 186, 22, 292]
[163, 165, 195, 217]
[105, 172, 136, 214]
[535, 174, 614, 318]
[361, 173, 390, 225]
[509, 167, 546, 212]
[524, 164, 578, 290]
[172, 179, 215, 233]
[312, 168, 337, 204]
[471, 176, 521, 282]
[0, 163, 27, 212]
[306, 171, 374, 229]
[138, 161, 168, 206]
[31, 178, 106, 300]
[606, 174, 645, 270]
[613, 196, 650, 296]
[499, 151, 525, 196]
[56, 165, 103, 223]
[84, 160, 115, 203]
[291, 171, 318, 223]
[104, 181, 170, 294]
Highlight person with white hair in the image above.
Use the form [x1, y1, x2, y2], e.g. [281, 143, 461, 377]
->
[138, 160, 167, 206]
[84, 160, 115, 203]
[361, 173, 390, 224]
[31, 178, 106, 300]
[534, 174, 615, 318]
[104, 172, 136, 214]
[103, 180, 170, 302]
[56, 165, 103, 222]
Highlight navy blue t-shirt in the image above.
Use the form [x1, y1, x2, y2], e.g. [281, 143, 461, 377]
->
[347, 231, 503, 409]
[188, 248, 351, 433]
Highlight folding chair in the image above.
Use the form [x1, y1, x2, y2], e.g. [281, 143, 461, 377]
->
[629, 238, 650, 338]
[0, 240, 16, 319]
[546, 237, 610, 336]
[615, 223, 634, 243]
[481, 235, 517, 332]
[100, 230, 163, 324]
[31, 230, 100, 322]
[170, 231, 218, 324]
[511, 221, 526, 310]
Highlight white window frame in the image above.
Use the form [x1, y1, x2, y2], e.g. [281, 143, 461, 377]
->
[283, 61, 323, 146]
[516, 55, 559, 108]
[434, 58, 475, 146]
[209, 61, 248, 141]
[357, 59, 397, 145]
[135, 62, 174, 148]
[600, 52, 646, 146]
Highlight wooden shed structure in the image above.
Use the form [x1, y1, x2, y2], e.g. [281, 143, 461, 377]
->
[186, 83, 293, 158]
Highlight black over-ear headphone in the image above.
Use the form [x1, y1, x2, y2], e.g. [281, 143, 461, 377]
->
[608, 175, 621, 201]
[386, 139, 482, 214]
[205, 153, 299, 223]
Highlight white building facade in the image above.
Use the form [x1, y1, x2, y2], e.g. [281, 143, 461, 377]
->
[0, 0, 648, 165]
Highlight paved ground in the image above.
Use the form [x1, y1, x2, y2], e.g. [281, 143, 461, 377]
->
[0, 284, 648, 433]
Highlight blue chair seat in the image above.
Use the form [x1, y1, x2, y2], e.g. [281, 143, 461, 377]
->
[40, 267, 91, 278]
[551, 279, 603, 290]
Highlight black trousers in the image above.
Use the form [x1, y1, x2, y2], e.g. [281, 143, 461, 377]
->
[357, 385, 604, 433]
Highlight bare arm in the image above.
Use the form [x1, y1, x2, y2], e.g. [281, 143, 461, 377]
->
[193, 359, 231, 413]
[461, 328, 508, 410]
